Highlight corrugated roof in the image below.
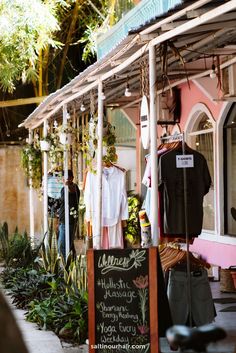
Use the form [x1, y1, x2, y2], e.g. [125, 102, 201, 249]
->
[96, 0, 184, 59]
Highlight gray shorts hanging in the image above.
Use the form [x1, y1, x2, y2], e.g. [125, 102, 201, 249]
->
[167, 268, 215, 326]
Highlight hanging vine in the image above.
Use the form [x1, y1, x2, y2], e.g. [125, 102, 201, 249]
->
[21, 136, 42, 189]
[81, 118, 117, 172]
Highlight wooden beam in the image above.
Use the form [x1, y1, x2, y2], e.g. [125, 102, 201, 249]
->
[140, 0, 212, 35]
[139, 33, 158, 42]
[150, 1, 236, 48]
[161, 19, 236, 32]
[0, 96, 47, 108]
[187, 7, 215, 18]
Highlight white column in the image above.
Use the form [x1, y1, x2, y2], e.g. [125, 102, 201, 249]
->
[94, 80, 103, 249]
[78, 115, 84, 186]
[149, 45, 159, 246]
[28, 129, 35, 245]
[43, 120, 48, 241]
[63, 105, 70, 257]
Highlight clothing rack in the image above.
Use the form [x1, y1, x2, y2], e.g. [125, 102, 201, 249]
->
[159, 131, 193, 327]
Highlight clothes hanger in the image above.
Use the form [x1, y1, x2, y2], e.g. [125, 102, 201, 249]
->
[110, 163, 126, 172]
[160, 246, 210, 271]
[160, 248, 187, 271]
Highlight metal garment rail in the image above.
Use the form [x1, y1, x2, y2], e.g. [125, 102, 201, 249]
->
[159, 131, 193, 327]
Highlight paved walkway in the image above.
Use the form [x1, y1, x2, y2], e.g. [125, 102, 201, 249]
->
[7, 294, 88, 353]
[10, 302, 64, 353]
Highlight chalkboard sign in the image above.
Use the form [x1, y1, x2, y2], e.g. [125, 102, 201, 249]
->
[87, 248, 159, 353]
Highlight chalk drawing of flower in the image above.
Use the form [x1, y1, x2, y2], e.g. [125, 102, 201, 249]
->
[129, 250, 146, 268]
[137, 325, 149, 335]
[133, 275, 149, 334]
[133, 275, 148, 289]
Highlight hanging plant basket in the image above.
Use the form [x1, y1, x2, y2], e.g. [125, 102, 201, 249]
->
[59, 132, 73, 145]
[40, 140, 51, 151]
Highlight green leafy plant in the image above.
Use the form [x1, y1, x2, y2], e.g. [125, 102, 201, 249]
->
[57, 124, 77, 135]
[0, 225, 42, 268]
[26, 289, 88, 342]
[0, 220, 89, 345]
[61, 254, 87, 294]
[46, 132, 64, 171]
[124, 193, 142, 247]
[21, 143, 42, 189]
[40, 230, 61, 275]
[26, 251, 88, 342]
[82, 119, 117, 171]
[2, 267, 54, 309]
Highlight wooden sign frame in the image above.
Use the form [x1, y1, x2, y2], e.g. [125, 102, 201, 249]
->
[87, 247, 159, 353]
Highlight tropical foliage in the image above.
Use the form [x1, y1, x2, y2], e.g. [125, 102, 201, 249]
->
[0, 0, 109, 94]
[0, 0, 61, 93]
[82, 118, 117, 171]
[124, 193, 142, 246]
[21, 142, 42, 189]
[0, 223, 88, 344]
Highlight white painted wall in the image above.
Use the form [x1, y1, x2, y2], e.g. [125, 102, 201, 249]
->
[116, 146, 136, 191]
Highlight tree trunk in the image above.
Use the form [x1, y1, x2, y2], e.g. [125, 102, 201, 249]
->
[56, 0, 79, 89]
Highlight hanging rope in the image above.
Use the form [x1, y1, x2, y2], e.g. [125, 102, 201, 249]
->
[140, 57, 149, 97]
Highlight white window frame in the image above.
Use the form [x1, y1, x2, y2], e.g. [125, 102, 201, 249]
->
[185, 103, 216, 236]
[218, 102, 236, 244]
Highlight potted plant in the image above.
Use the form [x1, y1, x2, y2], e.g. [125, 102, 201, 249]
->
[57, 125, 77, 145]
[47, 132, 64, 171]
[81, 119, 117, 171]
[39, 136, 51, 151]
[21, 142, 42, 189]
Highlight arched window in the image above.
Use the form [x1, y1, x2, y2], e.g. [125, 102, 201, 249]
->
[224, 103, 236, 236]
[187, 109, 215, 232]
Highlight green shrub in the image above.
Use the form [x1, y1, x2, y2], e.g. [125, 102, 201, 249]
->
[0, 224, 41, 268]
[124, 193, 142, 247]
[1, 267, 55, 309]
[0, 223, 88, 345]
[26, 289, 88, 343]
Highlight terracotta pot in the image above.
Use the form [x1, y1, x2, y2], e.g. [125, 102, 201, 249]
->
[230, 271, 236, 289]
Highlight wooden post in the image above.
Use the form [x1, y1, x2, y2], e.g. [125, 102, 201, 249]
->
[87, 249, 95, 352]
[28, 129, 35, 245]
[94, 81, 103, 249]
[43, 120, 48, 241]
[149, 247, 159, 352]
[63, 105, 70, 258]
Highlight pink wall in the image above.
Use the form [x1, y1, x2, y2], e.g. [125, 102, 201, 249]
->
[190, 238, 236, 269]
[179, 81, 224, 127]
[179, 80, 236, 268]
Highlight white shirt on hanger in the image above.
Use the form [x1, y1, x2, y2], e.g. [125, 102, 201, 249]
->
[84, 166, 128, 227]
